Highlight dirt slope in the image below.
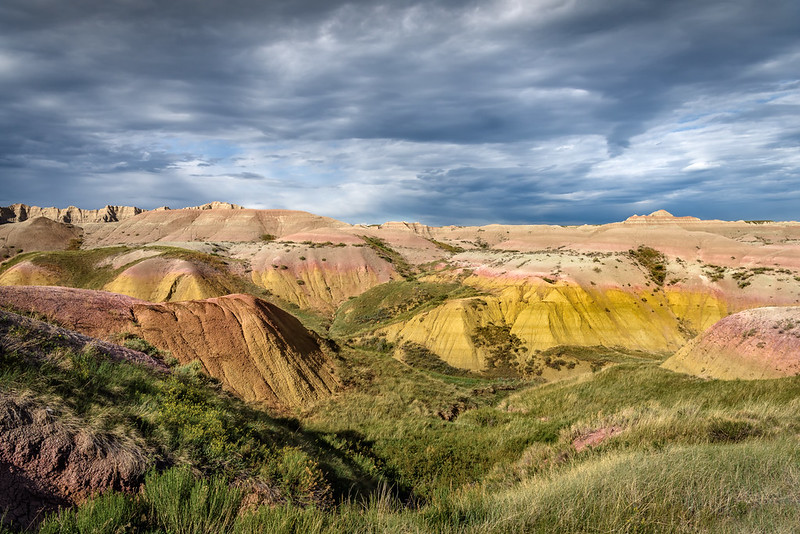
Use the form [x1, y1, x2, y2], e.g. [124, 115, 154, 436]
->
[0, 394, 150, 530]
[84, 208, 349, 246]
[662, 307, 800, 379]
[0, 286, 337, 408]
[0, 217, 82, 260]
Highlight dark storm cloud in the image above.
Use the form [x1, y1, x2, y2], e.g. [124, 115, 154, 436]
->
[0, 0, 798, 222]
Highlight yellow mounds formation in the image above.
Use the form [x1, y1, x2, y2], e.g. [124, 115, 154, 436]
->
[0, 286, 337, 409]
[103, 256, 239, 302]
[250, 244, 400, 313]
[379, 280, 731, 371]
[662, 306, 800, 380]
[0, 248, 246, 303]
[0, 261, 62, 286]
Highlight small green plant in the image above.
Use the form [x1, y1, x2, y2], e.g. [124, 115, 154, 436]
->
[113, 332, 169, 359]
[260, 447, 332, 507]
[260, 234, 276, 242]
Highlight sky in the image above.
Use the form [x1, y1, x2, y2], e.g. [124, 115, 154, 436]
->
[1, 0, 799, 225]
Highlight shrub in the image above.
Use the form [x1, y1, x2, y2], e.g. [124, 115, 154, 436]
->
[145, 467, 243, 534]
[39, 492, 146, 534]
[260, 447, 332, 507]
[629, 245, 668, 285]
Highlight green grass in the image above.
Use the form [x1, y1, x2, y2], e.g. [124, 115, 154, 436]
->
[18, 346, 800, 533]
[56, 440, 798, 533]
[359, 236, 415, 280]
[6, 301, 800, 532]
[0, 314, 385, 508]
[330, 280, 480, 338]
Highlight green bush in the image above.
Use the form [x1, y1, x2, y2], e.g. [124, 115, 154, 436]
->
[39, 492, 146, 534]
[145, 467, 243, 534]
[260, 447, 332, 507]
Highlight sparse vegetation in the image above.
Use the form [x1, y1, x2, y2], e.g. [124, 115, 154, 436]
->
[360, 236, 415, 280]
[472, 323, 526, 375]
[425, 238, 465, 254]
[330, 281, 480, 337]
[400, 342, 471, 377]
[628, 245, 668, 285]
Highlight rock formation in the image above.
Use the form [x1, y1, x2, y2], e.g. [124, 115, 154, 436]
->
[0, 286, 337, 408]
[662, 306, 800, 379]
[0, 203, 144, 224]
[83, 208, 350, 246]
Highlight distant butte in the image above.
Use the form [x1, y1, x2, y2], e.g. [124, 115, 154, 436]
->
[623, 209, 702, 224]
[0, 201, 244, 224]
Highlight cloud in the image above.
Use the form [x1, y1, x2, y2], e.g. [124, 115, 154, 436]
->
[0, 0, 798, 223]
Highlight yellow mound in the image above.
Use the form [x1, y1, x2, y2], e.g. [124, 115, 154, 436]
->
[104, 256, 237, 302]
[380, 281, 730, 371]
[250, 244, 399, 313]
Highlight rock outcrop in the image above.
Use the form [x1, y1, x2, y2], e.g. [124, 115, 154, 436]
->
[0, 201, 246, 225]
[184, 201, 244, 210]
[0, 286, 338, 408]
[623, 209, 703, 224]
[0, 203, 144, 224]
[0, 394, 150, 530]
[662, 307, 800, 379]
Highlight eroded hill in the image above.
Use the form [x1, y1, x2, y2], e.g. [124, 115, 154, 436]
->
[2, 206, 800, 377]
[662, 306, 800, 379]
[0, 286, 337, 408]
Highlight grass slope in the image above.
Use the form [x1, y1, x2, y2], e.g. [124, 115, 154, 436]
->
[4, 303, 800, 532]
[330, 280, 480, 338]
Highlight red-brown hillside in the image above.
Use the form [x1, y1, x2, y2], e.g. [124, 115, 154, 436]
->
[0, 286, 337, 408]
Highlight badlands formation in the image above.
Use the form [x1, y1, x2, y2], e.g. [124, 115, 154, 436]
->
[1, 203, 800, 381]
[0, 286, 337, 408]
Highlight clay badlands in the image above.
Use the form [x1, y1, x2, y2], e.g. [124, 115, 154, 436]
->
[3, 202, 799, 378]
[2, 202, 800, 531]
